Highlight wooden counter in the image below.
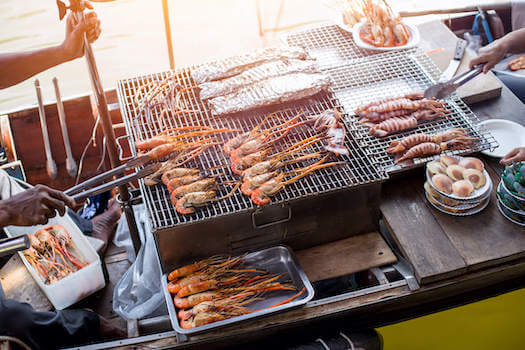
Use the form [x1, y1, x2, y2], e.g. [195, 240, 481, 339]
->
[381, 21, 525, 285]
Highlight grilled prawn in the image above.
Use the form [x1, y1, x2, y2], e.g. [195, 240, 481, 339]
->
[170, 178, 217, 200]
[175, 191, 217, 215]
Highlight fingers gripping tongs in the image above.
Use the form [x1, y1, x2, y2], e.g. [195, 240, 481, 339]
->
[64, 155, 159, 202]
[424, 65, 483, 100]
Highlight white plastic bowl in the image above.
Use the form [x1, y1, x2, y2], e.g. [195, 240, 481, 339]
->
[4, 214, 105, 310]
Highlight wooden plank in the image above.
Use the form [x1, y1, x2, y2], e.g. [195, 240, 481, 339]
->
[418, 20, 502, 105]
[380, 175, 468, 284]
[0, 254, 52, 311]
[295, 232, 397, 282]
[423, 162, 525, 271]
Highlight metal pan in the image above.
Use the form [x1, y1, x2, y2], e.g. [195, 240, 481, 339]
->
[162, 245, 314, 335]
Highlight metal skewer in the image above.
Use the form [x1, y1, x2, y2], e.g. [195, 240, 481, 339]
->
[53, 77, 78, 178]
[34, 79, 58, 180]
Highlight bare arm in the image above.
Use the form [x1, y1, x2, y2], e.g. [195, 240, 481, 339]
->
[470, 28, 525, 73]
[0, 11, 101, 90]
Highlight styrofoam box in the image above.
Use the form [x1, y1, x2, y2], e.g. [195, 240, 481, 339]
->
[4, 213, 105, 310]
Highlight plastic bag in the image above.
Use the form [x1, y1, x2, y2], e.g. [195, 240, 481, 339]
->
[112, 204, 164, 320]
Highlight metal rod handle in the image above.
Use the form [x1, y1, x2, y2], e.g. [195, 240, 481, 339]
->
[53, 77, 78, 178]
[34, 79, 58, 180]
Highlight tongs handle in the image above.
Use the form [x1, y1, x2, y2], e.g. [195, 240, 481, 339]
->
[70, 163, 159, 202]
[449, 65, 483, 88]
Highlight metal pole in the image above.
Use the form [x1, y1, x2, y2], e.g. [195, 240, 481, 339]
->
[72, 7, 141, 254]
[162, 0, 175, 70]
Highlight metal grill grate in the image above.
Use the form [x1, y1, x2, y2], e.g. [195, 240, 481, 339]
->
[117, 68, 387, 230]
[286, 24, 498, 173]
[285, 23, 414, 70]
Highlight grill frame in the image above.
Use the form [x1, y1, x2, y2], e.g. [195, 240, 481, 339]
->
[117, 67, 387, 231]
[285, 23, 498, 173]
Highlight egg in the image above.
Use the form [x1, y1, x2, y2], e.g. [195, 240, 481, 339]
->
[446, 164, 465, 181]
[452, 180, 474, 197]
[427, 161, 446, 176]
[440, 155, 459, 167]
[458, 157, 484, 172]
[432, 174, 453, 194]
[463, 168, 486, 189]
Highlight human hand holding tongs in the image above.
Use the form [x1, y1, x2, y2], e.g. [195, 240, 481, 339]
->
[64, 154, 160, 203]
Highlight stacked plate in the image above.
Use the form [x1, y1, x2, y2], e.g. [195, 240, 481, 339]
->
[497, 161, 525, 226]
[424, 155, 492, 216]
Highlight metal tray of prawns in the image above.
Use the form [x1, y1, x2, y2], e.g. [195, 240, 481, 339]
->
[162, 245, 314, 335]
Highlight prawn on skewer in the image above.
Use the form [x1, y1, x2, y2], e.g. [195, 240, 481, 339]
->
[251, 159, 344, 205]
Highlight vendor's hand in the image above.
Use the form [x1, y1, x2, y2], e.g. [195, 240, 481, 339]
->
[500, 147, 525, 165]
[0, 185, 76, 226]
[469, 37, 509, 73]
[61, 5, 101, 61]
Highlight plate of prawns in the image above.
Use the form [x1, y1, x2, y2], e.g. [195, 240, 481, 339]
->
[347, 0, 419, 51]
[163, 246, 314, 334]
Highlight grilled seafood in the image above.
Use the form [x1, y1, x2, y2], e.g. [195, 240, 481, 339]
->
[191, 46, 309, 84]
[241, 171, 279, 196]
[452, 180, 474, 197]
[355, 93, 423, 115]
[358, 0, 411, 48]
[166, 174, 203, 192]
[167, 253, 302, 329]
[508, 55, 525, 71]
[136, 128, 236, 151]
[251, 160, 343, 205]
[387, 128, 474, 153]
[308, 109, 348, 156]
[199, 58, 318, 100]
[23, 225, 87, 284]
[175, 191, 217, 215]
[363, 97, 443, 115]
[208, 72, 331, 116]
[161, 168, 200, 186]
[356, 93, 449, 137]
[369, 116, 418, 137]
[432, 173, 453, 194]
[170, 178, 217, 200]
[395, 142, 442, 164]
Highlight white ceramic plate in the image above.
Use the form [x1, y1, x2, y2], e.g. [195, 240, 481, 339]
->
[479, 119, 525, 158]
[334, 14, 358, 34]
[351, 21, 420, 51]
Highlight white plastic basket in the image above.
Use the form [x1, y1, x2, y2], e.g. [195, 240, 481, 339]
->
[4, 213, 105, 310]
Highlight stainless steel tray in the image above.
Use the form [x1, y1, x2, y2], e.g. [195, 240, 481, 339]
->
[162, 245, 314, 335]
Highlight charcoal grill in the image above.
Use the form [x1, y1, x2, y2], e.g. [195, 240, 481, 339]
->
[117, 66, 387, 271]
[285, 23, 498, 173]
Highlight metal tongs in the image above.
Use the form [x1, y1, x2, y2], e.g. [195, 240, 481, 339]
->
[424, 65, 483, 100]
[64, 155, 160, 202]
